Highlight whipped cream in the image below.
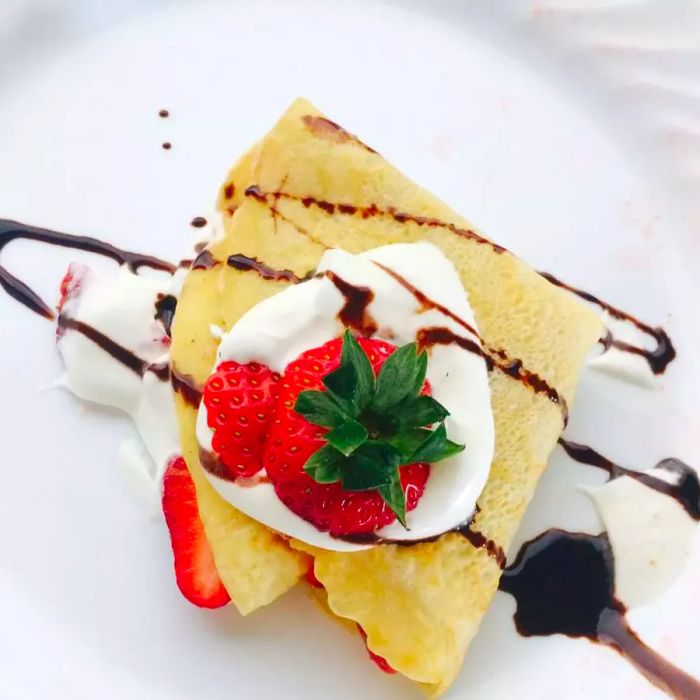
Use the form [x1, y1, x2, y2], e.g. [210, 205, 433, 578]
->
[57, 263, 182, 483]
[197, 242, 495, 552]
[587, 312, 658, 388]
[583, 470, 697, 607]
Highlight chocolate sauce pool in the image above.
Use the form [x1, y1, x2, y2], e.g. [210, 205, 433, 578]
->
[499, 529, 700, 699]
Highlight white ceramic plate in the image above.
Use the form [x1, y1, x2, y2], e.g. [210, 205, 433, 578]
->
[1, 1, 699, 698]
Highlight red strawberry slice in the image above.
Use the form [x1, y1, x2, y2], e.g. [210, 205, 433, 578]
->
[161, 456, 231, 608]
[203, 361, 280, 479]
[357, 625, 397, 674]
[264, 337, 429, 536]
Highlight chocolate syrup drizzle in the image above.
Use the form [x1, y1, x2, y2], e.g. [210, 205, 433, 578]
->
[170, 367, 203, 408]
[337, 517, 505, 567]
[227, 253, 301, 283]
[244, 186, 506, 254]
[499, 529, 700, 698]
[191, 249, 220, 271]
[541, 272, 676, 375]
[558, 438, 699, 521]
[57, 316, 168, 380]
[0, 219, 175, 320]
[154, 293, 177, 338]
[325, 271, 378, 337]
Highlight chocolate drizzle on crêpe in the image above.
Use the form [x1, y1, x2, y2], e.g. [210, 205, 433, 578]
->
[0, 219, 175, 319]
[170, 367, 203, 408]
[417, 326, 568, 425]
[541, 272, 676, 374]
[244, 186, 506, 254]
[227, 253, 301, 283]
[191, 249, 220, 270]
[500, 529, 700, 698]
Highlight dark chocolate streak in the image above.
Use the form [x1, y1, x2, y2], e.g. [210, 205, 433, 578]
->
[190, 217, 207, 229]
[541, 272, 676, 374]
[57, 316, 167, 381]
[418, 327, 568, 424]
[170, 368, 203, 408]
[0, 219, 175, 320]
[500, 529, 700, 698]
[199, 448, 231, 481]
[558, 438, 699, 521]
[337, 516, 505, 568]
[244, 186, 506, 254]
[227, 253, 301, 283]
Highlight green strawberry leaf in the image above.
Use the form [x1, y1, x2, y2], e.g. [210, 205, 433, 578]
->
[409, 422, 465, 464]
[394, 395, 449, 430]
[341, 441, 401, 491]
[325, 419, 368, 456]
[378, 473, 407, 528]
[372, 342, 428, 415]
[340, 330, 375, 410]
[385, 428, 433, 462]
[323, 363, 358, 405]
[303, 445, 345, 483]
[294, 390, 347, 428]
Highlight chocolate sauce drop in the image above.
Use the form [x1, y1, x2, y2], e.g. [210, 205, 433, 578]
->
[158, 109, 169, 118]
[58, 315, 167, 381]
[558, 439, 699, 521]
[154, 293, 177, 338]
[227, 253, 301, 283]
[541, 272, 676, 374]
[190, 217, 207, 229]
[162, 142, 172, 150]
[500, 529, 700, 698]
[0, 219, 175, 320]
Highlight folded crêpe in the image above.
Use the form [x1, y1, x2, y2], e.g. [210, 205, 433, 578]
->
[170, 98, 601, 695]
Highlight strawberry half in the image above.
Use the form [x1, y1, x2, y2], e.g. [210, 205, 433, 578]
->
[264, 334, 439, 536]
[203, 361, 280, 479]
[161, 456, 231, 608]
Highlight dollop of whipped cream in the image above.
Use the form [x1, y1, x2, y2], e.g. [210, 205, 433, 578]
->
[582, 469, 698, 607]
[57, 263, 184, 483]
[197, 242, 495, 552]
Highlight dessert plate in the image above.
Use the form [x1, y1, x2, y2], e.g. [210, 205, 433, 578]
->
[0, 1, 698, 698]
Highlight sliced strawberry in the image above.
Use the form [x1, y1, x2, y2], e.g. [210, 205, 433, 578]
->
[161, 456, 231, 608]
[264, 337, 430, 536]
[203, 361, 280, 479]
[357, 625, 396, 674]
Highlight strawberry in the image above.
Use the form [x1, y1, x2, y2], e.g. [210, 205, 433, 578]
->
[203, 361, 280, 479]
[264, 331, 463, 536]
[357, 625, 397, 674]
[161, 456, 231, 608]
[57, 262, 87, 313]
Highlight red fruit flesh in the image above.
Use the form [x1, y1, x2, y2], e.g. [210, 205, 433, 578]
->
[203, 361, 280, 479]
[161, 457, 231, 609]
[357, 625, 397, 674]
[264, 337, 430, 537]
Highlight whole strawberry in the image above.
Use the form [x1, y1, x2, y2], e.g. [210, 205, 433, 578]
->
[202, 361, 280, 479]
[264, 330, 464, 536]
